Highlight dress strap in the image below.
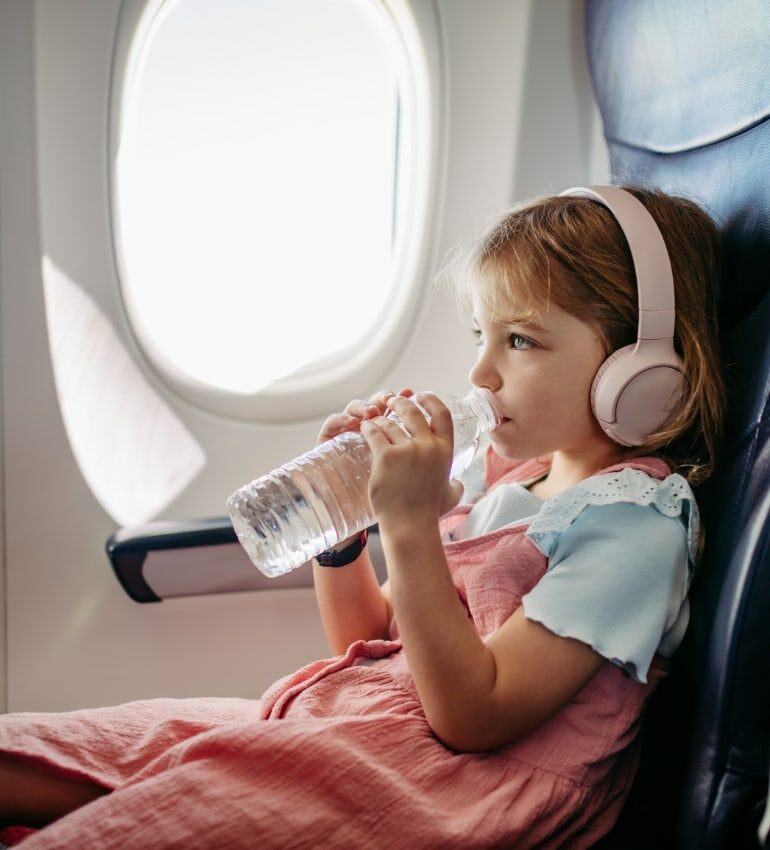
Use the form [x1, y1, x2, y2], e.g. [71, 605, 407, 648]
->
[596, 455, 672, 480]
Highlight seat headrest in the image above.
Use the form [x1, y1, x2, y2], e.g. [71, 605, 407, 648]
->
[587, 0, 770, 329]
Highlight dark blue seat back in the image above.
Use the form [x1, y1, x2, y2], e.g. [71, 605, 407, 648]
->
[586, 2, 770, 848]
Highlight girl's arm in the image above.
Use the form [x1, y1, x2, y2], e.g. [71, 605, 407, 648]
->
[311, 391, 402, 655]
[381, 522, 602, 752]
[363, 394, 604, 752]
[312, 555, 393, 655]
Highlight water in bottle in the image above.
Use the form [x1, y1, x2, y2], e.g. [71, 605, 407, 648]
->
[227, 388, 501, 577]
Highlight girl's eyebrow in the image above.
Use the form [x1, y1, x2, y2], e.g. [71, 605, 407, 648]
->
[472, 315, 549, 333]
[507, 316, 548, 333]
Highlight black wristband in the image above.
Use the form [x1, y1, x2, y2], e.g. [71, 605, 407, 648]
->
[316, 529, 368, 568]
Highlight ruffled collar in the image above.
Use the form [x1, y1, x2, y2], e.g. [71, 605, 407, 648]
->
[525, 464, 700, 565]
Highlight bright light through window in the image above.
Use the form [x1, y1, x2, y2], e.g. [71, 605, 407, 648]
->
[115, 0, 404, 395]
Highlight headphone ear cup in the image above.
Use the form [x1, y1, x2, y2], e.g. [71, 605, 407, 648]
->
[592, 344, 687, 446]
[590, 344, 635, 420]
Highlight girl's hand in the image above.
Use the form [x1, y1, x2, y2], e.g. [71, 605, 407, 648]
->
[316, 388, 415, 447]
[359, 393, 463, 527]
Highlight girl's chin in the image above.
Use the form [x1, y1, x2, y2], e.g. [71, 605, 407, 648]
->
[489, 420, 540, 459]
[489, 421, 517, 449]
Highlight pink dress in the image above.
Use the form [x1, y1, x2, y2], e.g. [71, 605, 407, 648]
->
[0, 453, 673, 849]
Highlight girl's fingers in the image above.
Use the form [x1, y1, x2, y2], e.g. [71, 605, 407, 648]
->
[343, 399, 380, 419]
[317, 413, 365, 443]
[360, 418, 403, 449]
[366, 388, 411, 412]
[368, 390, 396, 408]
[346, 388, 416, 419]
[414, 392, 453, 436]
[359, 419, 386, 446]
[321, 387, 419, 444]
[379, 416, 412, 441]
[386, 393, 452, 439]
[361, 416, 410, 444]
[385, 394, 431, 435]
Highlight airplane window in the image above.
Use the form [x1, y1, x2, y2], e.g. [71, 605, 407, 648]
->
[113, 0, 415, 402]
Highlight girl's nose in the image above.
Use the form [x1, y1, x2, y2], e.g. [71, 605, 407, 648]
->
[468, 355, 501, 392]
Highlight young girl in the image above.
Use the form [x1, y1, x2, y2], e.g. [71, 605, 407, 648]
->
[0, 186, 725, 848]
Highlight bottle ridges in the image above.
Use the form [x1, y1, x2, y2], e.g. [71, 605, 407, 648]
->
[229, 432, 375, 576]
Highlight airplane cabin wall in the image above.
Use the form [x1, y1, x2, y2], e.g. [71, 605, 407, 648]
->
[0, 0, 608, 712]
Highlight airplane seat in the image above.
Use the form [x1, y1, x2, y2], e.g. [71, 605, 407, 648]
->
[584, 1, 770, 848]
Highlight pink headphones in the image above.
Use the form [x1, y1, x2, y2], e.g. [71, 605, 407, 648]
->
[559, 185, 687, 447]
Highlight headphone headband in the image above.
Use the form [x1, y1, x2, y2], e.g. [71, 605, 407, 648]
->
[557, 185, 686, 446]
[559, 186, 675, 340]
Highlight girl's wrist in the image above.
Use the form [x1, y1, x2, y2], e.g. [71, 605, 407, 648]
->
[378, 513, 440, 545]
[379, 522, 446, 580]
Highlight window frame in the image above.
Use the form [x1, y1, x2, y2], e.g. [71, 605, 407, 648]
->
[108, 0, 446, 422]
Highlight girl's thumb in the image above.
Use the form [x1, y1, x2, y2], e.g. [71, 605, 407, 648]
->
[441, 479, 465, 516]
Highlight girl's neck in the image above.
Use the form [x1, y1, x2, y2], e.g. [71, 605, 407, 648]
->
[533, 447, 624, 499]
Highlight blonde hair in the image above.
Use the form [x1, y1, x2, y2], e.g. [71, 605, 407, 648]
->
[446, 187, 728, 488]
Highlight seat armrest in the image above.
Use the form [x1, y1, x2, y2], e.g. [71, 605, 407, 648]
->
[106, 520, 385, 603]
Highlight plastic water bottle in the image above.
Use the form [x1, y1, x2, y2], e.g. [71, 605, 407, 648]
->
[227, 388, 501, 577]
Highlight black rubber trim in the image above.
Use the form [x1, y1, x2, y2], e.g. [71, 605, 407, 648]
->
[108, 551, 159, 603]
[106, 517, 237, 603]
[106, 519, 380, 604]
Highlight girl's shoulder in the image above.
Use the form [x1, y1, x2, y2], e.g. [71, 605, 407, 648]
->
[526, 457, 701, 566]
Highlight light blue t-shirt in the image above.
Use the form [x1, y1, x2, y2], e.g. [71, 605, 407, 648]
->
[453, 466, 698, 684]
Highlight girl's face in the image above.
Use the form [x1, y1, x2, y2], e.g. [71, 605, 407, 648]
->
[468, 293, 619, 462]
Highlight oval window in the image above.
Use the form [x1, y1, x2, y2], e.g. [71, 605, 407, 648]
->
[113, 0, 435, 416]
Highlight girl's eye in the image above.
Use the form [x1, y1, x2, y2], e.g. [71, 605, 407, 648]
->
[471, 329, 533, 351]
[508, 333, 533, 351]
